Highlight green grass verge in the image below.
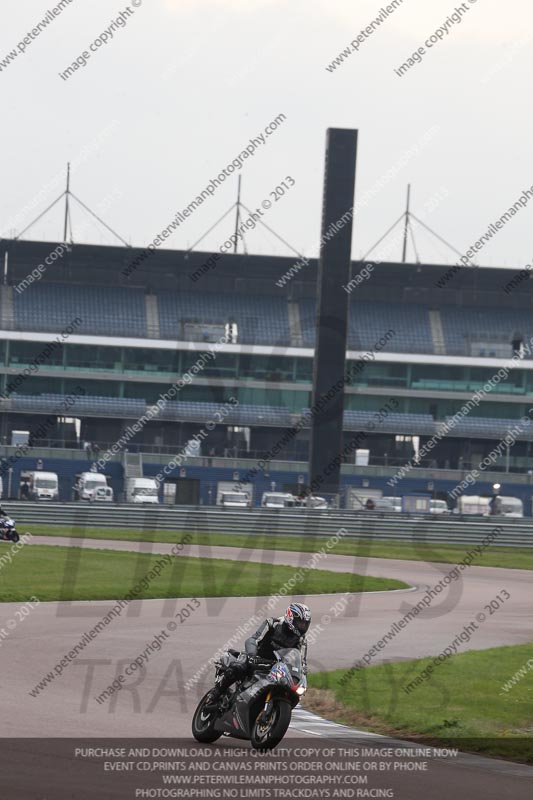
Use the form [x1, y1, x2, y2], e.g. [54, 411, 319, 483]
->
[0, 544, 407, 602]
[307, 643, 533, 762]
[25, 524, 533, 570]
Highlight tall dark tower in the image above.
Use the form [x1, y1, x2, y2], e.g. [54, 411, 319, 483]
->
[308, 128, 358, 497]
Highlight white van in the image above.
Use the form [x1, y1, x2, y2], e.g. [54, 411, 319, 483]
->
[294, 495, 328, 509]
[455, 494, 523, 517]
[430, 499, 449, 515]
[76, 472, 113, 502]
[496, 496, 523, 518]
[216, 482, 252, 507]
[306, 495, 328, 509]
[455, 496, 490, 516]
[382, 496, 402, 512]
[219, 492, 250, 508]
[125, 477, 159, 504]
[22, 471, 59, 501]
[261, 492, 295, 508]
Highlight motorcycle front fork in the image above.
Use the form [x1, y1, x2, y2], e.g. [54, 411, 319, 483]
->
[258, 690, 274, 723]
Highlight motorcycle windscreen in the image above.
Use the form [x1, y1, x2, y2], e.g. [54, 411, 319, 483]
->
[273, 648, 303, 682]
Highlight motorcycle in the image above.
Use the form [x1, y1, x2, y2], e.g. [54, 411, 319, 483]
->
[192, 648, 307, 750]
[0, 516, 20, 543]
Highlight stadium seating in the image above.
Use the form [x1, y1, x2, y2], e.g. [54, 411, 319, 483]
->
[11, 282, 533, 362]
[9, 394, 293, 427]
[439, 307, 533, 357]
[8, 390, 533, 450]
[156, 401, 292, 426]
[296, 409, 436, 435]
[234, 404, 293, 426]
[442, 415, 533, 440]
[11, 393, 146, 418]
[13, 283, 147, 338]
[157, 292, 291, 345]
[299, 300, 434, 354]
[347, 302, 433, 354]
[343, 410, 437, 435]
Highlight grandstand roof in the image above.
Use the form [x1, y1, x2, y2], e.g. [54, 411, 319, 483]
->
[2, 238, 533, 308]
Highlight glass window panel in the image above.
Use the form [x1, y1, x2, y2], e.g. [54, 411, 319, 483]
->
[295, 358, 313, 382]
[9, 340, 63, 367]
[238, 355, 293, 382]
[123, 347, 178, 374]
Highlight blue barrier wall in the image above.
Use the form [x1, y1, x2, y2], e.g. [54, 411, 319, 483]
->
[2, 456, 532, 515]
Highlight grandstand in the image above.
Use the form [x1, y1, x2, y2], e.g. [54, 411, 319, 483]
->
[1, 237, 533, 510]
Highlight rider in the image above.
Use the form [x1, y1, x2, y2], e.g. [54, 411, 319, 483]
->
[205, 602, 311, 708]
[0, 506, 9, 536]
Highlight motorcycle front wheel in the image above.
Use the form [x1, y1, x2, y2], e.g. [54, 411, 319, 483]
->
[251, 699, 291, 750]
[191, 693, 222, 743]
[9, 532, 20, 543]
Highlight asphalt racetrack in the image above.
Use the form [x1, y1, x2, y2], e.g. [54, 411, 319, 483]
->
[1, 536, 532, 798]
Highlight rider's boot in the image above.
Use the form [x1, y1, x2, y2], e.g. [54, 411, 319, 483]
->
[204, 670, 236, 710]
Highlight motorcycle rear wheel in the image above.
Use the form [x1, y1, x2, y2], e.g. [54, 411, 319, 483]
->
[191, 693, 222, 743]
[251, 699, 291, 750]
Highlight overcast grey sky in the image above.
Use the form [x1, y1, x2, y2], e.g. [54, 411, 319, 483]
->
[1, 0, 532, 268]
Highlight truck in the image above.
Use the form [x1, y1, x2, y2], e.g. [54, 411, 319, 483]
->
[74, 472, 113, 502]
[216, 482, 252, 507]
[219, 492, 251, 508]
[429, 499, 450, 514]
[455, 495, 523, 517]
[494, 496, 523, 518]
[20, 471, 59, 501]
[455, 495, 490, 516]
[382, 496, 403, 512]
[125, 477, 159, 504]
[294, 495, 329, 510]
[261, 492, 296, 508]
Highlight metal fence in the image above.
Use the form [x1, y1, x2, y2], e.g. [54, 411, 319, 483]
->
[5, 502, 533, 548]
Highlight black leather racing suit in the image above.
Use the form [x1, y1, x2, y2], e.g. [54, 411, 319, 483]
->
[246, 617, 306, 659]
[215, 617, 307, 694]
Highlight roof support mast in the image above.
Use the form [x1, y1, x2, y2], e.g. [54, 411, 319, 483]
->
[233, 175, 242, 254]
[13, 162, 128, 247]
[63, 162, 70, 243]
[401, 183, 410, 263]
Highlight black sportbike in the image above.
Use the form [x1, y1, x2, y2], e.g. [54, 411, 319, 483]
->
[192, 648, 307, 750]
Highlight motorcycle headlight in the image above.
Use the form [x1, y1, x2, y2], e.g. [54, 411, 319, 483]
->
[296, 686, 306, 696]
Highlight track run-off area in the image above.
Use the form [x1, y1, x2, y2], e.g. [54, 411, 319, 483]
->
[1, 535, 532, 798]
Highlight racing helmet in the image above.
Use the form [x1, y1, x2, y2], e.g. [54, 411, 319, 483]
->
[284, 603, 311, 637]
